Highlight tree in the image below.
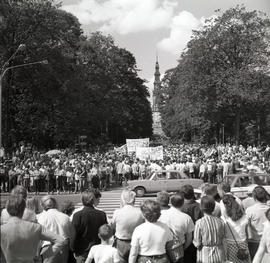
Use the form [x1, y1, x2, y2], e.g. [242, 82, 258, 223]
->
[158, 6, 270, 144]
[0, 0, 152, 148]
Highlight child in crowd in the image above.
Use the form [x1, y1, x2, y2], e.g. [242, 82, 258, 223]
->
[85, 224, 121, 263]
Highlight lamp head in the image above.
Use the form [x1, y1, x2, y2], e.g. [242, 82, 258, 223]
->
[41, 59, 48, 65]
[18, 44, 26, 51]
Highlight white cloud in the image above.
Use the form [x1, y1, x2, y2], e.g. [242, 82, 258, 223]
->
[62, 0, 178, 34]
[157, 12, 218, 55]
[157, 11, 202, 55]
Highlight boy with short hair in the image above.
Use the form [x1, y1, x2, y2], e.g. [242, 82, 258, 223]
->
[85, 224, 120, 263]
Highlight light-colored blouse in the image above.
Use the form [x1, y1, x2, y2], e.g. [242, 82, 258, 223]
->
[131, 221, 173, 256]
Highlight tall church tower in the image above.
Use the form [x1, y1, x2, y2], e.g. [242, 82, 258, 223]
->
[152, 57, 164, 136]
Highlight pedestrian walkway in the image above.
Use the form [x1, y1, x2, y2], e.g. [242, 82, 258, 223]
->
[75, 188, 155, 219]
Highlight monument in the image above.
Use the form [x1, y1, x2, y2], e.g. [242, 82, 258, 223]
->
[152, 57, 165, 136]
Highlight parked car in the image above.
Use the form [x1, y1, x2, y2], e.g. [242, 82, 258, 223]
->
[127, 170, 204, 197]
[224, 172, 270, 199]
[194, 172, 270, 199]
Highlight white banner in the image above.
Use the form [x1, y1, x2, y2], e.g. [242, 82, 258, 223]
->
[136, 146, 164, 160]
[126, 138, 149, 153]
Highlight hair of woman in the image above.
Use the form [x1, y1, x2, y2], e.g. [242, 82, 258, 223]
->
[140, 199, 161, 222]
[222, 194, 244, 221]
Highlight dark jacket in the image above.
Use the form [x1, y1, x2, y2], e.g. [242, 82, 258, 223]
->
[70, 205, 107, 256]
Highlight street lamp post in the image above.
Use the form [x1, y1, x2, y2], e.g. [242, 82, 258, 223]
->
[0, 59, 48, 149]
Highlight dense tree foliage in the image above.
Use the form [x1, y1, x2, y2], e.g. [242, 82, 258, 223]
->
[157, 6, 270, 145]
[0, 0, 152, 149]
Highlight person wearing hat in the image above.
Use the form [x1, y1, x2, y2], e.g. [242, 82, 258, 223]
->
[110, 188, 144, 262]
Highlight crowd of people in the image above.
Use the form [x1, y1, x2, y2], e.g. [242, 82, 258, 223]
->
[0, 143, 270, 194]
[1, 184, 270, 263]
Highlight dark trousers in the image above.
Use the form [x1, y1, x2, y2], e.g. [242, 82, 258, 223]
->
[23, 178, 30, 192]
[9, 176, 17, 191]
[56, 176, 63, 191]
[46, 179, 54, 193]
[184, 243, 197, 263]
[0, 176, 7, 192]
[113, 238, 131, 262]
[248, 241, 260, 260]
[34, 179, 40, 193]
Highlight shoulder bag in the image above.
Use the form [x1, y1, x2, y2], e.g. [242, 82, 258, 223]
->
[166, 228, 184, 263]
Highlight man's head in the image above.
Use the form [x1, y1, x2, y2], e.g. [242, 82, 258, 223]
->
[82, 190, 96, 207]
[156, 191, 170, 208]
[180, 184, 195, 200]
[170, 193, 184, 209]
[7, 195, 26, 218]
[217, 182, 231, 197]
[121, 188, 136, 205]
[252, 186, 269, 203]
[41, 196, 58, 211]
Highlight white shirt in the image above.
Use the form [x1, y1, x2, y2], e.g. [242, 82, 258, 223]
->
[159, 207, 194, 245]
[199, 164, 206, 173]
[246, 202, 270, 241]
[85, 244, 120, 263]
[38, 209, 71, 245]
[111, 205, 144, 240]
[131, 221, 173, 256]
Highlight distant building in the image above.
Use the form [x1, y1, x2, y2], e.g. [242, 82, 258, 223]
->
[152, 57, 164, 136]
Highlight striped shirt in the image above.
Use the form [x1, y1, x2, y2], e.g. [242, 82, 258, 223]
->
[193, 214, 225, 263]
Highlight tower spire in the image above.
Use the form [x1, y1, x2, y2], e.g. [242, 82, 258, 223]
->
[152, 55, 164, 136]
[154, 52, 160, 84]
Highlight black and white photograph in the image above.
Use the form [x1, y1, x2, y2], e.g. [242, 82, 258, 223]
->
[1, 0, 270, 262]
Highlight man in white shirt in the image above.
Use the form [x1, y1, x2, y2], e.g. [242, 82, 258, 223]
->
[110, 189, 144, 262]
[159, 193, 194, 262]
[38, 196, 71, 263]
[246, 186, 270, 259]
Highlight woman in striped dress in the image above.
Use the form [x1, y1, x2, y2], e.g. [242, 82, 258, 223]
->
[193, 196, 226, 263]
[222, 194, 251, 263]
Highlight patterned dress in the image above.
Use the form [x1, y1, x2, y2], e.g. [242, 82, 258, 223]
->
[193, 214, 226, 263]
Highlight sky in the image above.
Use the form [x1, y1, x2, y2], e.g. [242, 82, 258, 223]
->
[59, 0, 270, 93]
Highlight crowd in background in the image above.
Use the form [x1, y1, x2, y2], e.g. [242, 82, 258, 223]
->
[1, 183, 270, 263]
[0, 143, 269, 194]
